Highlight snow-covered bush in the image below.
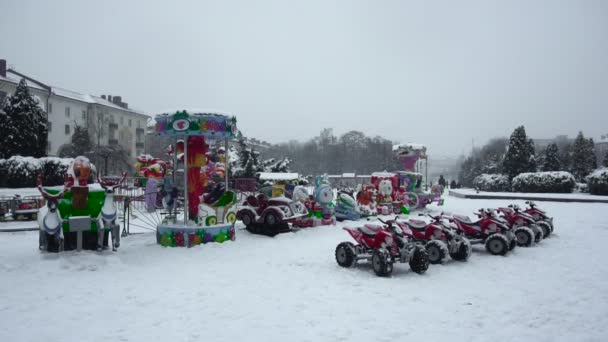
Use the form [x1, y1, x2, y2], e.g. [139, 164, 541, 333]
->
[512, 171, 575, 193]
[472, 174, 510, 192]
[586, 168, 608, 195]
[0, 156, 73, 188]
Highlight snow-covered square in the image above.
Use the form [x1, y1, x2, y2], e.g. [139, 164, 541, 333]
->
[1, 196, 607, 342]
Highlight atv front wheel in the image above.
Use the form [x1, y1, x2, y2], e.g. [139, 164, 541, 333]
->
[514, 227, 534, 247]
[335, 242, 356, 267]
[449, 238, 472, 261]
[409, 246, 430, 274]
[485, 234, 508, 255]
[371, 249, 393, 277]
[425, 240, 447, 264]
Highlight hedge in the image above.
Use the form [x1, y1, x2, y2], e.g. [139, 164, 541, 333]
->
[472, 174, 510, 192]
[587, 168, 608, 195]
[0, 156, 73, 188]
[511, 171, 575, 193]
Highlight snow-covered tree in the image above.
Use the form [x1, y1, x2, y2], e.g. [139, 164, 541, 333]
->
[262, 157, 291, 173]
[234, 135, 261, 178]
[58, 124, 92, 158]
[0, 79, 47, 158]
[503, 126, 535, 180]
[603, 150, 608, 168]
[541, 143, 561, 171]
[571, 131, 596, 181]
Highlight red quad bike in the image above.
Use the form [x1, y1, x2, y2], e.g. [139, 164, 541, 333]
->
[397, 213, 472, 264]
[335, 217, 430, 277]
[524, 201, 553, 237]
[443, 209, 516, 256]
[496, 205, 543, 247]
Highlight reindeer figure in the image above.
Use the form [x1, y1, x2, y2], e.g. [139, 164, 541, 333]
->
[37, 175, 71, 252]
[97, 172, 127, 251]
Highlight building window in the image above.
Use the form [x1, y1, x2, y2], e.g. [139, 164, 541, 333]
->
[120, 116, 124, 125]
[48, 102, 52, 113]
[0, 91, 6, 104]
[82, 110, 87, 120]
[65, 107, 70, 117]
[47, 141, 51, 152]
[48, 122, 52, 132]
[137, 120, 141, 128]
[65, 124, 70, 135]
[128, 119, 132, 127]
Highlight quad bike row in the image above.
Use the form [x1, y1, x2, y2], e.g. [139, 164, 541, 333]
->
[335, 200, 554, 277]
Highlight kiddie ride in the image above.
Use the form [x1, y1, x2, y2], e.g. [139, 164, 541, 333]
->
[37, 156, 125, 252]
[442, 209, 516, 256]
[292, 176, 337, 227]
[151, 110, 239, 247]
[397, 213, 472, 264]
[495, 205, 544, 247]
[356, 143, 444, 214]
[237, 186, 308, 236]
[335, 217, 430, 277]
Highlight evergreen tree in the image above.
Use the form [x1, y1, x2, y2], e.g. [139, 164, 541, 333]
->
[588, 138, 597, 170]
[603, 150, 608, 168]
[58, 124, 92, 157]
[541, 143, 561, 171]
[571, 132, 596, 181]
[503, 126, 535, 180]
[0, 79, 47, 158]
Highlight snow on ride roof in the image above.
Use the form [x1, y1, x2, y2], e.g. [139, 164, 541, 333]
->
[371, 171, 397, 177]
[155, 109, 234, 117]
[392, 143, 427, 152]
[258, 172, 300, 180]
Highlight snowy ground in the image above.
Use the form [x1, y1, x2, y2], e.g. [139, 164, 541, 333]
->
[1, 196, 608, 342]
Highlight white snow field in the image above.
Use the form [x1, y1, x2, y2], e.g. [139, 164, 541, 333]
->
[1, 196, 608, 342]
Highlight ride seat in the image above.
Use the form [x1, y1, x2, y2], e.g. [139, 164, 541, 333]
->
[246, 195, 258, 207]
[358, 224, 381, 237]
[407, 219, 428, 231]
[453, 215, 482, 231]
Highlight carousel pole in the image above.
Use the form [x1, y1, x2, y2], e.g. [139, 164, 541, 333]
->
[183, 134, 188, 224]
[224, 138, 229, 189]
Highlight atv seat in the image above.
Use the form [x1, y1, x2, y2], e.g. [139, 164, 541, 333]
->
[358, 224, 381, 237]
[407, 219, 427, 231]
[453, 214, 481, 225]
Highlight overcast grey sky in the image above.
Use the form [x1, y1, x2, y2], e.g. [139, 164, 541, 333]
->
[1, 0, 607, 156]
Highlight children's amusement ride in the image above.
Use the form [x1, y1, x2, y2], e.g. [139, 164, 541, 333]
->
[356, 143, 444, 214]
[140, 110, 239, 247]
[37, 156, 124, 252]
[292, 176, 337, 228]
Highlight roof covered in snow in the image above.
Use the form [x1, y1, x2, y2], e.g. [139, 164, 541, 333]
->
[0, 69, 147, 116]
[258, 172, 300, 180]
[392, 143, 427, 152]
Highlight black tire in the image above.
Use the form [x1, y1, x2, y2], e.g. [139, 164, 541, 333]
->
[264, 212, 278, 226]
[449, 238, 472, 261]
[409, 246, 430, 274]
[371, 249, 393, 277]
[156, 228, 161, 244]
[425, 240, 447, 264]
[509, 238, 516, 251]
[38, 231, 46, 251]
[532, 226, 543, 243]
[514, 227, 534, 247]
[537, 221, 551, 238]
[485, 234, 508, 256]
[241, 212, 253, 226]
[335, 242, 356, 267]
